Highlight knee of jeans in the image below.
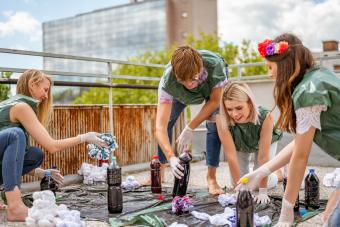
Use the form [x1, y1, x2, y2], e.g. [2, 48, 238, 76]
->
[8, 127, 26, 144]
[30, 147, 45, 167]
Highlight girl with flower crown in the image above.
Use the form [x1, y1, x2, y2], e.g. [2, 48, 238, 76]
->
[216, 81, 282, 205]
[237, 33, 340, 227]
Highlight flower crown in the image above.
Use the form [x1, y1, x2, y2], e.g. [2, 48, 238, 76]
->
[258, 39, 289, 57]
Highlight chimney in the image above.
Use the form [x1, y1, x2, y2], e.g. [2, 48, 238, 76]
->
[322, 40, 338, 52]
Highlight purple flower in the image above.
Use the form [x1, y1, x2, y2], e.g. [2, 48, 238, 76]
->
[265, 43, 276, 56]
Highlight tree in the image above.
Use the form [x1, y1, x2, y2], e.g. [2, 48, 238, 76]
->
[237, 40, 268, 77]
[74, 33, 266, 104]
[0, 72, 12, 101]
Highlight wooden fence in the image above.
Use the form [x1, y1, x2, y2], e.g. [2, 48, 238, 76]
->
[23, 105, 184, 182]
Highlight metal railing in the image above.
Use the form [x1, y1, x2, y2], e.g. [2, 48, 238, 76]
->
[0, 48, 165, 135]
[1, 48, 340, 133]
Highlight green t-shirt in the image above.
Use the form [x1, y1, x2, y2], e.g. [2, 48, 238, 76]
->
[292, 66, 340, 161]
[162, 50, 228, 105]
[229, 106, 282, 153]
[0, 94, 39, 146]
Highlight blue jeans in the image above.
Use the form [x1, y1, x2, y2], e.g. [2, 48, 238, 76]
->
[0, 127, 44, 191]
[157, 99, 221, 167]
[329, 201, 340, 227]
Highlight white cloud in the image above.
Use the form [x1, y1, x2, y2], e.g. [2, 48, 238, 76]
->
[218, 0, 340, 51]
[0, 11, 41, 42]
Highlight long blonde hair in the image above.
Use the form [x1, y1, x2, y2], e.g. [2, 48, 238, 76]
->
[220, 81, 259, 131]
[16, 69, 53, 127]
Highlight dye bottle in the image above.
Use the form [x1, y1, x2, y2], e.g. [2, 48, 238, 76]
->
[236, 177, 254, 227]
[40, 170, 57, 196]
[305, 168, 320, 209]
[172, 151, 192, 197]
[150, 155, 162, 194]
[283, 165, 300, 212]
[107, 156, 123, 213]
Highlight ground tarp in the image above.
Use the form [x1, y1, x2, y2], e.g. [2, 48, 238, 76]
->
[21, 184, 326, 226]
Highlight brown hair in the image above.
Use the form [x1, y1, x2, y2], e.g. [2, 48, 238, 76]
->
[265, 33, 314, 132]
[16, 69, 53, 127]
[171, 46, 203, 81]
[220, 81, 259, 130]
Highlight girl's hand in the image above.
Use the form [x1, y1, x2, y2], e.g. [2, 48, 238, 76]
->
[254, 188, 271, 204]
[274, 198, 294, 227]
[79, 132, 108, 148]
[235, 166, 271, 191]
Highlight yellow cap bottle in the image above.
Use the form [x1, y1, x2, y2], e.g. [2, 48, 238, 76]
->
[240, 177, 249, 184]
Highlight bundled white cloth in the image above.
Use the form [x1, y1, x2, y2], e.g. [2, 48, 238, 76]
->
[121, 176, 140, 190]
[78, 162, 108, 185]
[218, 193, 237, 207]
[191, 207, 271, 227]
[323, 168, 340, 187]
[25, 191, 85, 227]
[191, 207, 234, 226]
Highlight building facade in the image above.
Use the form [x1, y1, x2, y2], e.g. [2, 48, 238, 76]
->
[43, 0, 217, 74]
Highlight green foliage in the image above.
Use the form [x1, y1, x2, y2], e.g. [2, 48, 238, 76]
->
[0, 72, 12, 102]
[74, 33, 266, 104]
[237, 40, 268, 77]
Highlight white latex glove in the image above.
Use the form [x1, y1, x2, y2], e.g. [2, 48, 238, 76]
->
[170, 156, 184, 179]
[274, 198, 294, 227]
[176, 125, 193, 153]
[254, 188, 271, 205]
[235, 166, 271, 191]
[79, 132, 107, 147]
[34, 168, 64, 185]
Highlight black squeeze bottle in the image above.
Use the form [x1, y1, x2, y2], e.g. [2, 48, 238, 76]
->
[305, 168, 320, 209]
[283, 165, 300, 212]
[172, 151, 192, 197]
[236, 177, 254, 227]
[40, 170, 57, 196]
[107, 156, 123, 213]
[150, 155, 162, 194]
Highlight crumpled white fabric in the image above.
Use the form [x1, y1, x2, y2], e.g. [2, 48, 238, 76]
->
[78, 162, 108, 185]
[168, 222, 188, 227]
[209, 207, 234, 226]
[218, 193, 237, 207]
[323, 168, 340, 187]
[191, 207, 234, 226]
[25, 191, 85, 227]
[191, 207, 271, 227]
[254, 213, 272, 226]
[121, 175, 140, 190]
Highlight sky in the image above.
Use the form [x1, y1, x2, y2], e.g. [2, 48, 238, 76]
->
[218, 0, 340, 52]
[0, 0, 128, 69]
[0, 0, 340, 70]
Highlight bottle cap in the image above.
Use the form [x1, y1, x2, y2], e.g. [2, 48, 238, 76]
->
[152, 155, 159, 159]
[240, 177, 249, 184]
[111, 156, 116, 161]
[309, 168, 315, 173]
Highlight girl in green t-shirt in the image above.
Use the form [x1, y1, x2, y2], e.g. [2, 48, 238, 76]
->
[237, 33, 340, 227]
[0, 69, 107, 222]
[216, 81, 282, 204]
